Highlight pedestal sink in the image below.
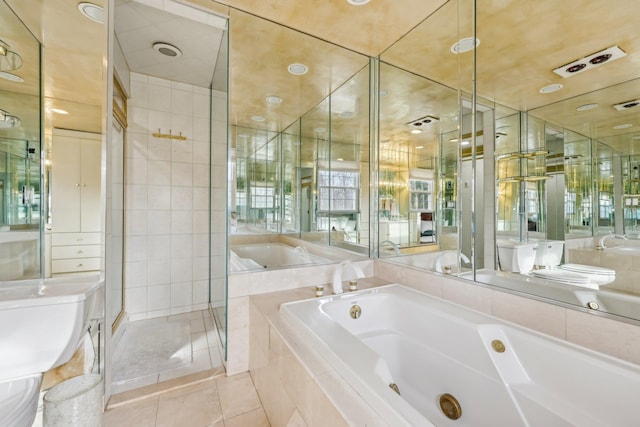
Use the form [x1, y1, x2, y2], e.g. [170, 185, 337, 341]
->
[0, 274, 102, 427]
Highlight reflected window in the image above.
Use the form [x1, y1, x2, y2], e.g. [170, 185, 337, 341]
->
[318, 170, 359, 212]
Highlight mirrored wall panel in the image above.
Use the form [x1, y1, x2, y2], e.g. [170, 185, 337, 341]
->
[0, 0, 41, 281]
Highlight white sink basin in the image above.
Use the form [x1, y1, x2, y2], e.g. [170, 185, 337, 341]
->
[0, 275, 103, 381]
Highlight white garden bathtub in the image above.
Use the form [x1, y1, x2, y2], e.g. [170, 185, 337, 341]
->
[230, 243, 330, 272]
[280, 284, 640, 426]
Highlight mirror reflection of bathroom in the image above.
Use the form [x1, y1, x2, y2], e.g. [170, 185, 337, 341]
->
[0, 0, 42, 281]
[227, 16, 372, 273]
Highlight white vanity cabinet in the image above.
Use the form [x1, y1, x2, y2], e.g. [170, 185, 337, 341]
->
[50, 129, 102, 274]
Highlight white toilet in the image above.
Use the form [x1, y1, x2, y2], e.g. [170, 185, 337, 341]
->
[496, 241, 538, 273]
[0, 276, 102, 427]
[534, 240, 565, 269]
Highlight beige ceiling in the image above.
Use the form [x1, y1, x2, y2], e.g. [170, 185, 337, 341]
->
[2, 0, 640, 158]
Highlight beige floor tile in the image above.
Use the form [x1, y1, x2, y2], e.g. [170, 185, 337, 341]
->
[216, 372, 262, 419]
[156, 381, 223, 427]
[224, 407, 271, 427]
[104, 398, 159, 427]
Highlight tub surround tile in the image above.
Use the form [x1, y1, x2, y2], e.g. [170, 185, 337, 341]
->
[441, 277, 492, 314]
[491, 290, 567, 339]
[566, 310, 640, 366]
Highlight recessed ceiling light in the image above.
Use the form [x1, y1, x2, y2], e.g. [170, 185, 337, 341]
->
[50, 108, 69, 115]
[0, 72, 23, 82]
[613, 123, 633, 129]
[77, 2, 104, 24]
[416, 145, 424, 149]
[347, 0, 370, 5]
[411, 129, 422, 134]
[576, 103, 598, 111]
[451, 37, 480, 54]
[265, 95, 282, 104]
[251, 115, 265, 122]
[539, 84, 563, 94]
[337, 158, 344, 161]
[153, 42, 182, 57]
[288, 63, 308, 75]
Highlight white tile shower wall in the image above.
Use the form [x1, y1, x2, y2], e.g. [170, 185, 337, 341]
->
[124, 72, 221, 320]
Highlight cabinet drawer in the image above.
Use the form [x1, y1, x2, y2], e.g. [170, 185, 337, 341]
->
[52, 233, 101, 246]
[52, 257, 101, 273]
[52, 245, 101, 259]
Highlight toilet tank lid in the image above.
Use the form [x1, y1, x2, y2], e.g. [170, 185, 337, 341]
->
[497, 240, 538, 248]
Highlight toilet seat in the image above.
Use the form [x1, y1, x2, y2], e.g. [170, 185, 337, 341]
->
[559, 264, 615, 285]
[531, 269, 600, 289]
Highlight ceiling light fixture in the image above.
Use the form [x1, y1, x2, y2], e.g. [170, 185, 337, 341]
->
[451, 37, 480, 54]
[416, 145, 424, 149]
[576, 103, 599, 111]
[265, 95, 282, 104]
[77, 2, 104, 24]
[0, 109, 21, 128]
[288, 63, 308, 75]
[613, 123, 632, 130]
[613, 99, 640, 111]
[251, 115, 265, 122]
[0, 39, 23, 77]
[347, 0, 370, 5]
[552, 45, 626, 78]
[0, 72, 24, 82]
[539, 83, 563, 94]
[411, 129, 422, 134]
[153, 42, 182, 57]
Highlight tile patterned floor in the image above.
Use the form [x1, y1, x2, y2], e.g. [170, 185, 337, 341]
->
[104, 372, 270, 427]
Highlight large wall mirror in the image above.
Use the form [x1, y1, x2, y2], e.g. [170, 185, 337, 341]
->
[374, 0, 640, 324]
[228, 9, 371, 272]
[0, 0, 42, 281]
